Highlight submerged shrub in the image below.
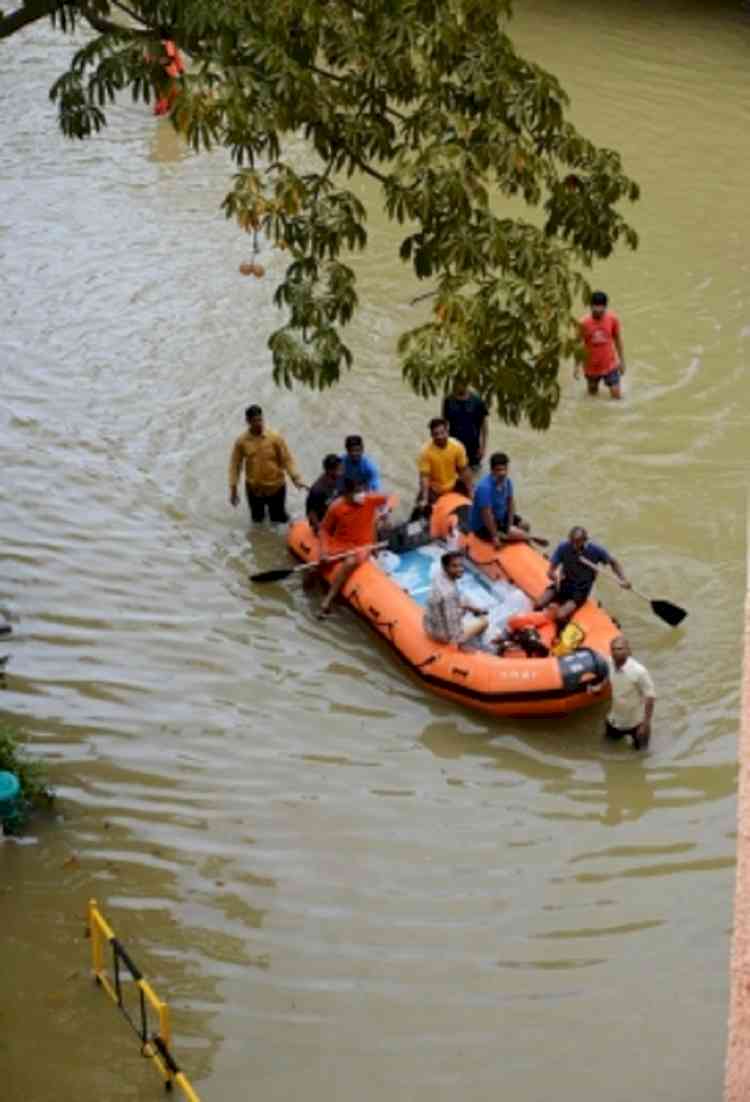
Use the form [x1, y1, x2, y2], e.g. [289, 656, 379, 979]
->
[0, 719, 54, 832]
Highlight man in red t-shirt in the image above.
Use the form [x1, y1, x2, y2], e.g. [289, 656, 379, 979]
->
[317, 480, 389, 618]
[575, 290, 626, 400]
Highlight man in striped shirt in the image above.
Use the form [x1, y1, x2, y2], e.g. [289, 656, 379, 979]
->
[423, 552, 488, 647]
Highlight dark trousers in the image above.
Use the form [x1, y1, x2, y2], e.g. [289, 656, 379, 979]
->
[605, 720, 644, 749]
[246, 483, 288, 523]
[473, 514, 523, 541]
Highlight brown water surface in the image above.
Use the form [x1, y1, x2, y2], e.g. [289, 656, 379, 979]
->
[1, 2, 748, 1099]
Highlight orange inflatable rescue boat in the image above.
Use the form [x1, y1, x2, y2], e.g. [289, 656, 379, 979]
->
[287, 493, 620, 719]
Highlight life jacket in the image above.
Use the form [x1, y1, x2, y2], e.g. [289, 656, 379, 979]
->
[550, 621, 586, 657]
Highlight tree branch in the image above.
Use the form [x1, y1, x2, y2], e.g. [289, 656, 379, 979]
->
[309, 62, 407, 124]
[78, 2, 120, 34]
[0, 0, 63, 39]
[345, 151, 389, 186]
[108, 0, 149, 29]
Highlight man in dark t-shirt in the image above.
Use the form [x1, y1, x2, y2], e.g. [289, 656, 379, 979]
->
[535, 525, 630, 624]
[306, 454, 343, 532]
[441, 381, 488, 469]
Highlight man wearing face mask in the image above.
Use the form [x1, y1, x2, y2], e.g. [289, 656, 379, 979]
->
[317, 480, 390, 619]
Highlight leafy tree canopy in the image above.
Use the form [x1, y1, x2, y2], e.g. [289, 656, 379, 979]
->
[1, 0, 639, 428]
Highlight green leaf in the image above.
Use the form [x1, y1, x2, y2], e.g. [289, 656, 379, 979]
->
[33, 0, 638, 429]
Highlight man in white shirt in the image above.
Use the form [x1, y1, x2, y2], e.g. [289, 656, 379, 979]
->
[605, 636, 656, 750]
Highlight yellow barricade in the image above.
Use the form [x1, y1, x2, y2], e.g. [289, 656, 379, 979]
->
[87, 899, 201, 1101]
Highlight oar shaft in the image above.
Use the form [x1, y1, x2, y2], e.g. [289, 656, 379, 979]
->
[251, 539, 390, 583]
[298, 540, 388, 573]
[579, 555, 622, 582]
[581, 556, 658, 602]
[579, 556, 686, 627]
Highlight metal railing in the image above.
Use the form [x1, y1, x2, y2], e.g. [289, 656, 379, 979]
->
[87, 898, 201, 1100]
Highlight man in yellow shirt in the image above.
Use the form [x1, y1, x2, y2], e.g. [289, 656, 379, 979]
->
[416, 417, 472, 511]
[229, 405, 306, 523]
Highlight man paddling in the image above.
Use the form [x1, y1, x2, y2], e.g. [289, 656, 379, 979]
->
[535, 526, 630, 624]
[317, 480, 389, 619]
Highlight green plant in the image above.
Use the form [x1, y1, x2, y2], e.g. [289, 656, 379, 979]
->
[0, 0, 638, 429]
[0, 719, 54, 816]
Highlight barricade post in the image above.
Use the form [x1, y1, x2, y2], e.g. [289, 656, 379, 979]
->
[87, 898, 201, 1100]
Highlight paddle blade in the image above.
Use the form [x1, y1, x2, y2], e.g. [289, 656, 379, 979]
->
[250, 567, 295, 584]
[651, 599, 687, 627]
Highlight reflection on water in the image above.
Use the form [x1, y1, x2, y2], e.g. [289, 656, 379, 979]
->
[0, 1, 747, 1099]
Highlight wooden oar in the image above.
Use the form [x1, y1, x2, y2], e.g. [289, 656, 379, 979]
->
[251, 541, 389, 584]
[580, 556, 687, 627]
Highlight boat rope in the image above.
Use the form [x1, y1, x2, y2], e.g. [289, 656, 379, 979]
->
[349, 587, 398, 641]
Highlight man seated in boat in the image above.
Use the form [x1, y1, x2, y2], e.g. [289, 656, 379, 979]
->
[306, 453, 344, 534]
[469, 451, 529, 547]
[423, 551, 490, 648]
[414, 418, 473, 515]
[316, 480, 390, 619]
[535, 526, 630, 625]
[339, 435, 381, 492]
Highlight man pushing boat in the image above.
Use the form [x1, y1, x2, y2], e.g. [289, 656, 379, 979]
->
[228, 404, 307, 524]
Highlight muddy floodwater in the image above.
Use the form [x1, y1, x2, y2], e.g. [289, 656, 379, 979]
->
[1, 2, 748, 1099]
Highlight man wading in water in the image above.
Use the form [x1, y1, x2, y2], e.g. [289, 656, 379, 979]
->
[575, 290, 626, 400]
[593, 635, 656, 750]
[441, 379, 488, 473]
[228, 404, 307, 523]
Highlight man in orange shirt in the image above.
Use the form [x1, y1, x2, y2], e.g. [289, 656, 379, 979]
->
[575, 290, 626, 400]
[317, 481, 389, 618]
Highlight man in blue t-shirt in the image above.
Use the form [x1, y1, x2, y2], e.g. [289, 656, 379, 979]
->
[442, 380, 488, 469]
[339, 435, 381, 492]
[535, 525, 630, 623]
[469, 452, 528, 544]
